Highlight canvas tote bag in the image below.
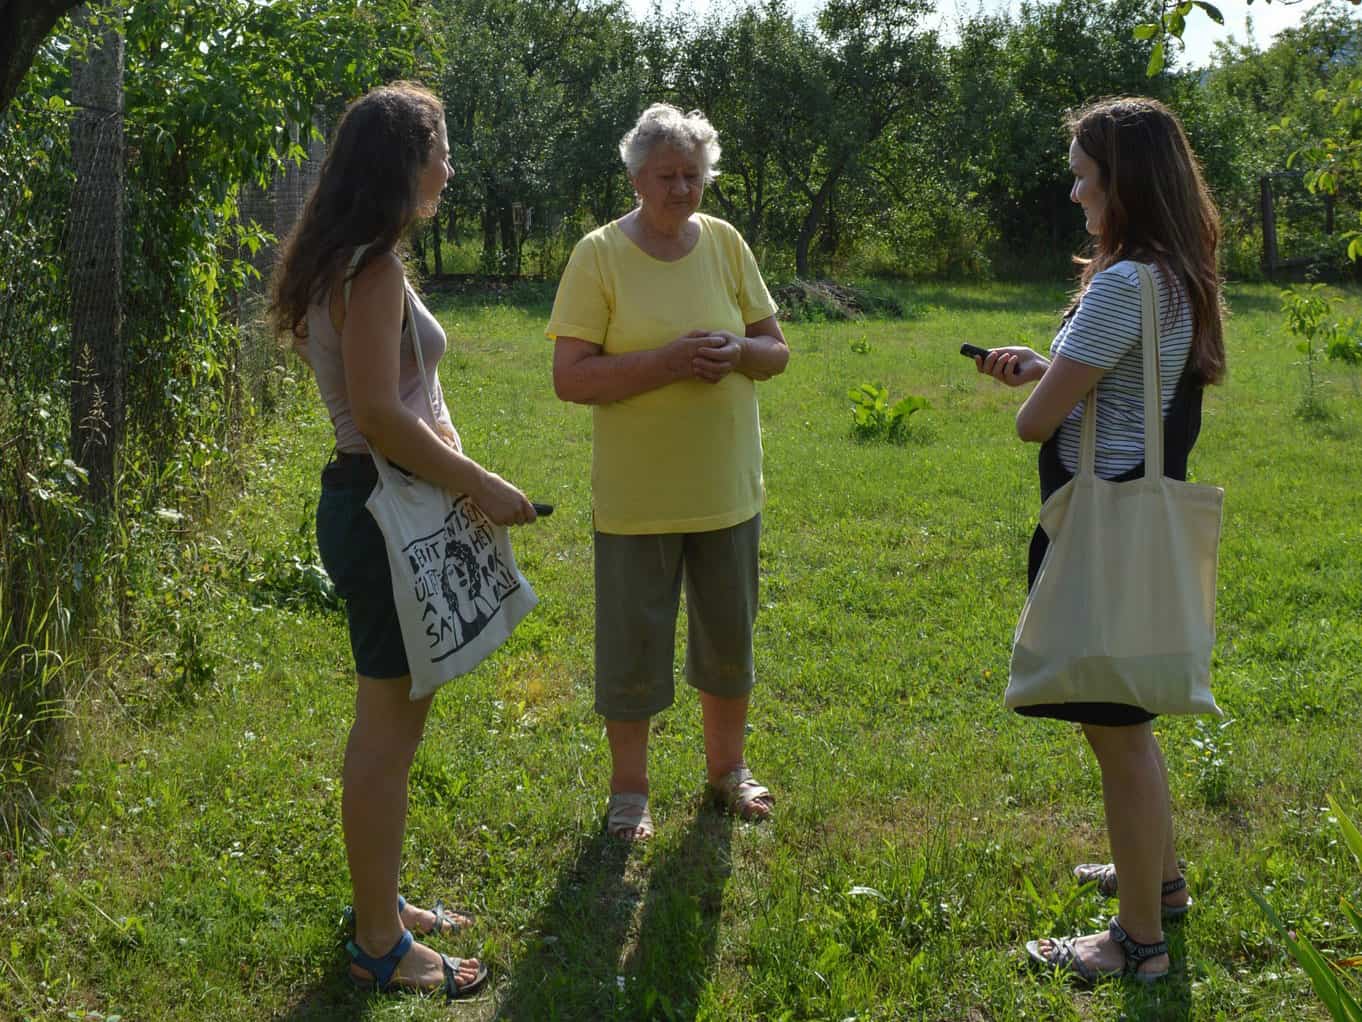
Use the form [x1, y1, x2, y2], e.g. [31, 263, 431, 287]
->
[1005, 264, 1223, 716]
[345, 250, 537, 700]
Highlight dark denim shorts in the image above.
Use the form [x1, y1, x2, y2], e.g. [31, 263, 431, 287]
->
[315, 451, 410, 681]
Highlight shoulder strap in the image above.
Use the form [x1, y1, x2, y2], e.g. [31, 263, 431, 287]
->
[342, 244, 369, 309]
[1135, 263, 1164, 480]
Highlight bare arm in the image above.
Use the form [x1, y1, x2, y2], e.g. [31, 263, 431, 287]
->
[1014, 355, 1106, 442]
[975, 346, 1105, 443]
[675, 315, 790, 385]
[342, 254, 534, 524]
[552, 332, 719, 405]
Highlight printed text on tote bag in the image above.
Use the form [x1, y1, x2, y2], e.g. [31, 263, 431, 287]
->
[401, 495, 525, 661]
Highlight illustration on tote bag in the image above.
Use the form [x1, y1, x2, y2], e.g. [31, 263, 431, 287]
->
[406, 494, 526, 656]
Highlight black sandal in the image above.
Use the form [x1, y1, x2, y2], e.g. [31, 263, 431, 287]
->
[1072, 862, 1192, 919]
[1026, 916, 1169, 985]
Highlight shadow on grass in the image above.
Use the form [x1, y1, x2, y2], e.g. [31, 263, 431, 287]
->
[1224, 287, 1285, 315]
[493, 826, 634, 1020]
[615, 807, 734, 1021]
[275, 943, 368, 1022]
[496, 807, 734, 1021]
[1114, 923, 1195, 1019]
[906, 283, 1070, 316]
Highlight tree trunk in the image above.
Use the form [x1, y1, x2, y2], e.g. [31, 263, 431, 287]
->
[480, 193, 498, 273]
[69, 2, 124, 508]
[795, 185, 832, 278]
[0, 0, 85, 115]
[498, 201, 519, 275]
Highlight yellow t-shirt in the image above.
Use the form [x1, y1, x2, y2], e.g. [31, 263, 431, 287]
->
[546, 213, 779, 535]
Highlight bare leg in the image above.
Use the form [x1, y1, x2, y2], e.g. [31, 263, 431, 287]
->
[1035, 723, 1170, 977]
[605, 717, 652, 840]
[343, 674, 480, 989]
[699, 691, 771, 819]
[699, 691, 749, 784]
[1152, 741, 1190, 909]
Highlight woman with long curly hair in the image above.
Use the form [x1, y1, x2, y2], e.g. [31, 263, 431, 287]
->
[270, 81, 535, 1000]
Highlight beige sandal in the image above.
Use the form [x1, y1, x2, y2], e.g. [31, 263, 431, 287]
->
[605, 792, 654, 842]
[709, 766, 774, 821]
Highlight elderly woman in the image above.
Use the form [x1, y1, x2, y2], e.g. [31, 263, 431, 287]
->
[547, 103, 789, 841]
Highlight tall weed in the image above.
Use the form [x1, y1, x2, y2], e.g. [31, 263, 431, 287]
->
[1255, 796, 1362, 1021]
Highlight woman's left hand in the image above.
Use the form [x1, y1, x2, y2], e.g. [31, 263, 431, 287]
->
[692, 331, 744, 383]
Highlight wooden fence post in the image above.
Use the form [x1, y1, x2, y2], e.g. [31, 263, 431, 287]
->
[1260, 174, 1278, 277]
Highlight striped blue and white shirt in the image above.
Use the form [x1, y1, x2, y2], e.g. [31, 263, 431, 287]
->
[1049, 260, 1194, 477]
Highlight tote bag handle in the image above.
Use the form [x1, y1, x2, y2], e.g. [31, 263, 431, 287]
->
[1076, 263, 1164, 480]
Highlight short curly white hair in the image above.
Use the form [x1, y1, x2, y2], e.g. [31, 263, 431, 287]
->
[619, 103, 721, 183]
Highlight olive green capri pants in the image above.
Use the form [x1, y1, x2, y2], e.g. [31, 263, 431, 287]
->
[593, 514, 760, 721]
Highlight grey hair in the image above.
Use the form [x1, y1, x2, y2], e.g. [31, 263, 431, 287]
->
[619, 103, 721, 183]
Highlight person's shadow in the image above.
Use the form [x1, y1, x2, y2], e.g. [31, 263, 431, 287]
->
[492, 824, 636, 1020]
[273, 944, 365, 1022]
[613, 807, 734, 1021]
[1114, 922, 1195, 1021]
[496, 804, 733, 1021]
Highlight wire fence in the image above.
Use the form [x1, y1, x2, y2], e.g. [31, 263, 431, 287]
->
[0, 60, 325, 822]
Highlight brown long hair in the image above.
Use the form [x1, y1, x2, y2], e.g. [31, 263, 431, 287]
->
[1066, 97, 1226, 384]
[269, 81, 444, 339]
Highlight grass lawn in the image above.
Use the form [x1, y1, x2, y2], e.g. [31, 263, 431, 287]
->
[1, 279, 1360, 1021]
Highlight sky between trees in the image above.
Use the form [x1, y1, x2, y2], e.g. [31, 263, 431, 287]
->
[627, 0, 1354, 69]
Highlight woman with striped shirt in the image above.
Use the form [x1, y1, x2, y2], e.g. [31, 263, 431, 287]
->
[975, 97, 1226, 984]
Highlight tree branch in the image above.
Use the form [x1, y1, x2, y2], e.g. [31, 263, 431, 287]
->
[0, 0, 85, 115]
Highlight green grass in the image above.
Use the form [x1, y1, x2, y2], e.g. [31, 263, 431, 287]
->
[1, 280, 1360, 1021]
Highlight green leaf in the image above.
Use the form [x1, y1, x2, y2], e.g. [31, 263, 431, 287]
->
[1343, 898, 1362, 938]
[1254, 893, 1362, 1021]
[1331, 796, 1362, 868]
[1193, 2, 1225, 25]
[1146, 42, 1166, 77]
[1133, 23, 1158, 40]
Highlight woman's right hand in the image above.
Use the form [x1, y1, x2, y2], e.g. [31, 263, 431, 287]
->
[977, 345, 1047, 386]
[471, 470, 536, 526]
[662, 331, 724, 381]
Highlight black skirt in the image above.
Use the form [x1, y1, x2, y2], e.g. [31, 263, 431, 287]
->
[1018, 370, 1204, 727]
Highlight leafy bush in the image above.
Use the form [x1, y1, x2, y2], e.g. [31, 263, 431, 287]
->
[1281, 284, 1343, 420]
[848, 384, 929, 443]
[1328, 322, 1362, 366]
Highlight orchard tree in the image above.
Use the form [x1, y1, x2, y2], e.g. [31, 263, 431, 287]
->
[437, 0, 641, 274]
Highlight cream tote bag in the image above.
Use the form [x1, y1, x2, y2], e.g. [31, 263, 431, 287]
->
[1006, 264, 1223, 716]
[346, 250, 537, 700]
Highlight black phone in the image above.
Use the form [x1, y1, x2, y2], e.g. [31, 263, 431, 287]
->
[531, 502, 554, 516]
[961, 342, 1020, 374]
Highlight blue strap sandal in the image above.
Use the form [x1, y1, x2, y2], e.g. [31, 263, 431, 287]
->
[341, 895, 475, 938]
[346, 929, 489, 1000]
